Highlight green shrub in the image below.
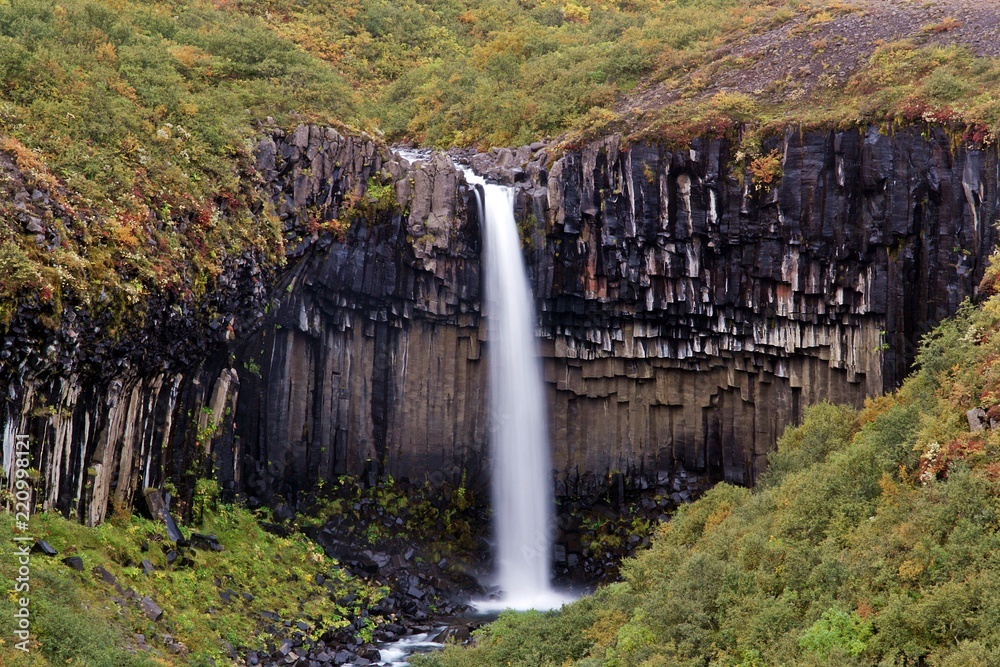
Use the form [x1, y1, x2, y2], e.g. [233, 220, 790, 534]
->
[798, 608, 872, 659]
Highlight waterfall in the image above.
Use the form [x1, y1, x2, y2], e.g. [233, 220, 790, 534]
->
[463, 170, 567, 611]
[395, 149, 568, 610]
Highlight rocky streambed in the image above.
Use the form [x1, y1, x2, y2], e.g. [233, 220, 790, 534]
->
[230, 468, 712, 666]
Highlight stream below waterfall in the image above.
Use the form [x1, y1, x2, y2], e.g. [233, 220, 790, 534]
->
[366, 608, 501, 666]
[375, 630, 446, 666]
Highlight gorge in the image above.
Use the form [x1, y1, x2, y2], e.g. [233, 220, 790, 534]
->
[2, 124, 997, 526]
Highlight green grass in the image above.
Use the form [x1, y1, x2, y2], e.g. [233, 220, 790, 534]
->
[414, 253, 1000, 666]
[223, 0, 798, 148]
[0, 0, 359, 335]
[0, 499, 383, 665]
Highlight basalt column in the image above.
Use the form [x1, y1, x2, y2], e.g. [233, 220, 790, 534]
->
[517, 126, 998, 488]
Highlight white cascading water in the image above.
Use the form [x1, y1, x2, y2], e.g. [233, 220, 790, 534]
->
[462, 170, 567, 611]
[395, 150, 568, 611]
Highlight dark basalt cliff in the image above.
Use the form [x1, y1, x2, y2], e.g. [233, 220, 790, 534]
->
[524, 126, 996, 486]
[2, 123, 997, 522]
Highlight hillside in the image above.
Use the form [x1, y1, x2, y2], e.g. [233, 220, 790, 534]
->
[415, 255, 1000, 666]
[4, 0, 1000, 346]
[0, 0, 357, 344]
[214, 0, 1000, 149]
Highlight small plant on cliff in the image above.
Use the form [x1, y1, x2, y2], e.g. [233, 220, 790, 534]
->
[192, 477, 221, 525]
[244, 357, 262, 377]
[517, 213, 539, 252]
[341, 176, 399, 229]
[194, 406, 219, 449]
[748, 149, 784, 191]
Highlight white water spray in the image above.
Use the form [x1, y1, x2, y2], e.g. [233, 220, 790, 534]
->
[463, 170, 568, 611]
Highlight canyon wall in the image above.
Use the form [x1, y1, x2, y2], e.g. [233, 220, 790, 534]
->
[525, 126, 996, 486]
[2, 123, 997, 521]
[231, 124, 999, 501]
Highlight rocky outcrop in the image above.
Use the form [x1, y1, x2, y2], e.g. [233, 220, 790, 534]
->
[3, 123, 997, 522]
[232, 130, 486, 502]
[229, 124, 999, 501]
[529, 126, 994, 484]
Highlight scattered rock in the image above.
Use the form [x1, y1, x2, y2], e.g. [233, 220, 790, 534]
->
[968, 407, 988, 431]
[62, 556, 84, 571]
[191, 532, 223, 551]
[144, 488, 184, 543]
[33, 540, 57, 556]
[140, 596, 164, 622]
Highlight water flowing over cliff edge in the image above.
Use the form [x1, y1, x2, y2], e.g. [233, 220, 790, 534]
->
[1, 123, 996, 524]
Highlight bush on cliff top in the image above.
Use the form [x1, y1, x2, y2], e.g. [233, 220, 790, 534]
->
[415, 258, 1000, 665]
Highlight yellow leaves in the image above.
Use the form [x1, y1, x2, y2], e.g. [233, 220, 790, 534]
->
[710, 90, 760, 122]
[271, 23, 345, 64]
[806, 10, 834, 26]
[878, 472, 906, 505]
[979, 248, 1000, 296]
[95, 42, 117, 65]
[0, 137, 62, 194]
[108, 77, 138, 102]
[748, 149, 783, 190]
[897, 558, 926, 581]
[167, 44, 216, 78]
[563, 1, 591, 24]
[109, 218, 141, 249]
[858, 393, 900, 428]
[704, 502, 734, 532]
[923, 17, 962, 35]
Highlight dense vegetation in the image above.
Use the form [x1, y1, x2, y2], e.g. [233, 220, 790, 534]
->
[214, 0, 1000, 151]
[0, 0, 357, 333]
[223, 0, 797, 147]
[0, 488, 383, 665]
[415, 257, 1000, 666]
[5, 0, 1000, 338]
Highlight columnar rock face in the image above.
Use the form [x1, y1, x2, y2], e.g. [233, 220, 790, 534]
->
[524, 126, 996, 486]
[232, 130, 488, 502]
[3, 123, 997, 522]
[231, 124, 999, 499]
